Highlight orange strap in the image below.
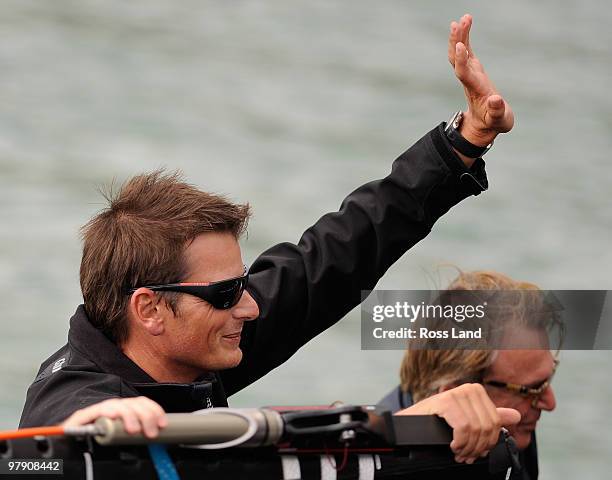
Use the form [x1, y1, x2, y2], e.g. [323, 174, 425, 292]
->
[0, 426, 64, 441]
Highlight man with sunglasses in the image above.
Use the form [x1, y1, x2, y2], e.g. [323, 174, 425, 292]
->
[378, 271, 560, 478]
[20, 14, 521, 464]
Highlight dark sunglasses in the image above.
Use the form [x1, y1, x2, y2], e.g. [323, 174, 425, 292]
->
[127, 266, 249, 310]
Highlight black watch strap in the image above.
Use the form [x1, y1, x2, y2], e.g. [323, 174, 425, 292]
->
[444, 111, 493, 158]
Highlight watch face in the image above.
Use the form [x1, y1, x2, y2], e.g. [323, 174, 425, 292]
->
[452, 111, 463, 129]
[446, 111, 462, 131]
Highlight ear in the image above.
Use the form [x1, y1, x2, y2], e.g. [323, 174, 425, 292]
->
[127, 288, 169, 336]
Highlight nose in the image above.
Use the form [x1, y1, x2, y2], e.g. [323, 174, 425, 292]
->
[533, 385, 556, 411]
[232, 290, 259, 322]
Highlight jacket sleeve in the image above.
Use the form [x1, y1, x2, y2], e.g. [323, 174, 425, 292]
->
[219, 123, 488, 396]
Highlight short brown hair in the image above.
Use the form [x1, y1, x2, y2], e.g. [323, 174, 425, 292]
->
[400, 270, 550, 402]
[80, 170, 250, 344]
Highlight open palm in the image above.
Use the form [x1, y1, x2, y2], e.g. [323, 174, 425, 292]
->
[448, 15, 514, 145]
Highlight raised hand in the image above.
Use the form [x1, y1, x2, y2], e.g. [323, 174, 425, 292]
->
[448, 14, 514, 147]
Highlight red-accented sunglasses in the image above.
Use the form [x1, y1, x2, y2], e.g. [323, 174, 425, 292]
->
[127, 266, 249, 310]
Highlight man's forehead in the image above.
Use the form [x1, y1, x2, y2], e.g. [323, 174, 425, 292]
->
[183, 231, 244, 280]
[487, 349, 555, 382]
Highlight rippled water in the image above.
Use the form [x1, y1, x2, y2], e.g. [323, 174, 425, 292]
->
[1, 1, 611, 477]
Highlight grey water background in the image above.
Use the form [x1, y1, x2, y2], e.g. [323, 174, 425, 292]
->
[0, 0, 610, 477]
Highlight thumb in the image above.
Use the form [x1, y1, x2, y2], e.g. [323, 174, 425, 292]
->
[496, 407, 521, 427]
[486, 94, 505, 119]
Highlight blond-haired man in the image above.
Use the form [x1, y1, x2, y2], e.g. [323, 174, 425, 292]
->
[378, 271, 559, 479]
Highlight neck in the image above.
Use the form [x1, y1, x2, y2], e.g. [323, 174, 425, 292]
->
[121, 336, 202, 383]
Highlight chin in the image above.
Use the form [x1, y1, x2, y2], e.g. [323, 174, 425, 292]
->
[213, 348, 243, 371]
[513, 430, 534, 450]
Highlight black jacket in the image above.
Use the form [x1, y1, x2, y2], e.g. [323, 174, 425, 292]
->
[20, 124, 487, 428]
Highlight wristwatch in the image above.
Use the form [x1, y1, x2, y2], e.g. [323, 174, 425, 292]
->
[444, 111, 493, 158]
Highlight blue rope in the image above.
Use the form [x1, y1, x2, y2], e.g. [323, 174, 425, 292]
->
[148, 444, 180, 480]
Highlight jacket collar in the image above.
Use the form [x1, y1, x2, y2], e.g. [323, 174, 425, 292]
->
[68, 305, 155, 383]
[67, 305, 226, 411]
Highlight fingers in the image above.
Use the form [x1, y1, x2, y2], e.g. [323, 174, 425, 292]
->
[496, 407, 521, 427]
[461, 14, 474, 57]
[61, 399, 123, 427]
[454, 42, 472, 87]
[449, 389, 482, 463]
[62, 397, 167, 439]
[128, 397, 168, 438]
[448, 21, 458, 66]
[482, 94, 515, 134]
[487, 95, 505, 119]
[422, 384, 508, 464]
[466, 387, 502, 464]
[63, 398, 140, 432]
[448, 14, 474, 67]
